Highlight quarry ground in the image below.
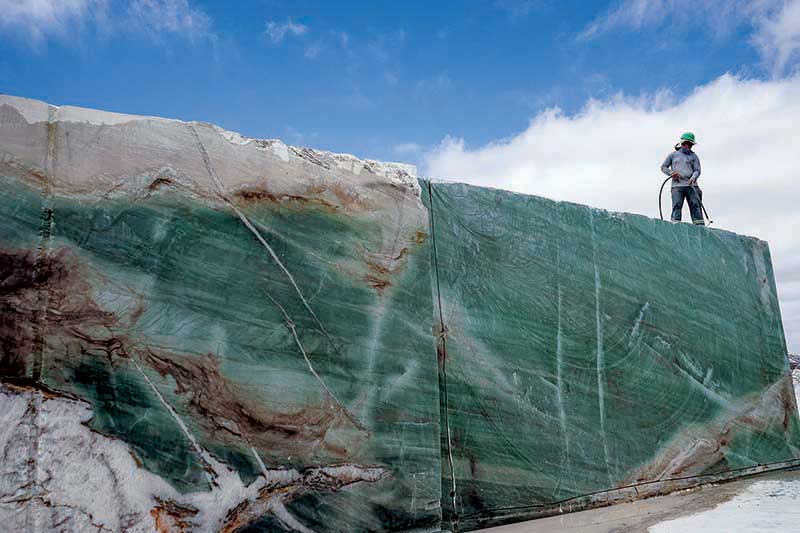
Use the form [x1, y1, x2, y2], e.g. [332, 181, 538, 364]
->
[484, 467, 800, 532]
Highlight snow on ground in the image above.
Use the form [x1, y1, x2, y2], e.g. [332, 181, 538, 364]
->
[648, 363, 800, 532]
[648, 479, 800, 532]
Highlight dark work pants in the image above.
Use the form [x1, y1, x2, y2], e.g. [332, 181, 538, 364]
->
[671, 186, 704, 224]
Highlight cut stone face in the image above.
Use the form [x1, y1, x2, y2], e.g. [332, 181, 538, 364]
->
[421, 180, 799, 530]
[1, 95, 797, 532]
[0, 95, 440, 532]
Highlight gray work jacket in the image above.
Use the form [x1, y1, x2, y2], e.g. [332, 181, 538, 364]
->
[661, 147, 701, 187]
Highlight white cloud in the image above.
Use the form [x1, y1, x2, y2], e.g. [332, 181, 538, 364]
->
[753, 1, 800, 74]
[425, 73, 800, 352]
[0, 0, 211, 44]
[265, 18, 308, 44]
[0, 0, 107, 43]
[580, 0, 765, 38]
[580, 0, 800, 75]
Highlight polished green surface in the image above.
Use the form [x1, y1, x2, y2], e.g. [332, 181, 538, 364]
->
[422, 180, 799, 530]
[0, 176, 441, 530]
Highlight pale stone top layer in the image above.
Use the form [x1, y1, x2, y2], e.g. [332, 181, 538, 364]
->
[0, 94, 428, 297]
[0, 94, 420, 205]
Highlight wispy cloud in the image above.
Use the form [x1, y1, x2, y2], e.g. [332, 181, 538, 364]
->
[752, 1, 800, 74]
[425, 73, 800, 351]
[265, 18, 308, 44]
[494, 0, 546, 18]
[127, 0, 211, 40]
[366, 28, 407, 62]
[579, 0, 800, 75]
[265, 25, 352, 61]
[392, 142, 424, 156]
[414, 72, 453, 98]
[0, 0, 107, 44]
[304, 42, 321, 59]
[391, 142, 426, 168]
[284, 125, 319, 146]
[384, 71, 400, 86]
[333, 30, 349, 48]
[0, 0, 213, 46]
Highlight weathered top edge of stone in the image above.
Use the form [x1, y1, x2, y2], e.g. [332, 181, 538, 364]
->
[0, 93, 170, 126]
[211, 124, 418, 181]
[421, 177, 768, 246]
[0, 93, 419, 191]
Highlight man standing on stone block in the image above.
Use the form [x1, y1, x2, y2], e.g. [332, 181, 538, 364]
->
[661, 132, 704, 225]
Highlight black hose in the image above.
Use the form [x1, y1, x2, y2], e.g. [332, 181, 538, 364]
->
[693, 185, 713, 223]
[659, 177, 713, 225]
[659, 176, 671, 220]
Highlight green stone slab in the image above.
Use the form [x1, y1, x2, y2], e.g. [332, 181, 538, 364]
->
[421, 179, 799, 531]
[0, 169, 442, 528]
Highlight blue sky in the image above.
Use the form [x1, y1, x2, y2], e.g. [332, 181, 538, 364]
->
[0, 0, 778, 164]
[2, 0, 800, 352]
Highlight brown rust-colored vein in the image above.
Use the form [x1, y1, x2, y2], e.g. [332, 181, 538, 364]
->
[187, 123, 361, 429]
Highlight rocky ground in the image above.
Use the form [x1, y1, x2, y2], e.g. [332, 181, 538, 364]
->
[485, 467, 800, 533]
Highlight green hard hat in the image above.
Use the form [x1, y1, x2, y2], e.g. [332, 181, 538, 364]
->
[680, 132, 697, 144]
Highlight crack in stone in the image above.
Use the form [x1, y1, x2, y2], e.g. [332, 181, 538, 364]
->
[187, 123, 362, 431]
[263, 291, 366, 431]
[589, 209, 613, 486]
[187, 123, 342, 355]
[128, 356, 219, 484]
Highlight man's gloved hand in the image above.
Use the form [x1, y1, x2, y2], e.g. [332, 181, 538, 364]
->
[688, 177, 697, 186]
[670, 171, 680, 181]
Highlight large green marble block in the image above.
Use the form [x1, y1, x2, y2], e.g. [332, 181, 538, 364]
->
[421, 180, 799, 530]
[1, 94, 797, 532]
[0, 95, 440, 532]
